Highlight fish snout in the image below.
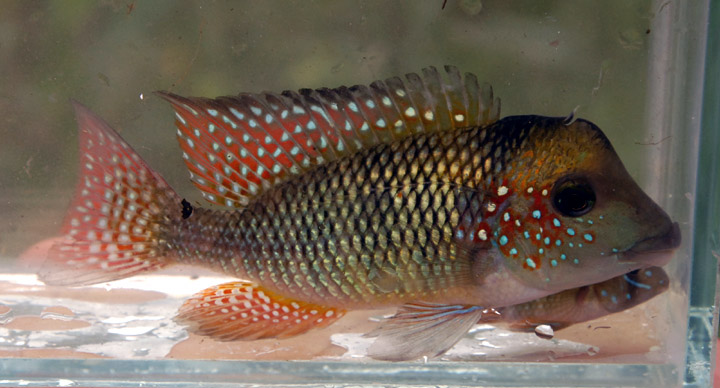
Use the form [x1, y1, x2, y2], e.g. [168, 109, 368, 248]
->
[632, 221, 681, 253]
[622, 222, 681, 266]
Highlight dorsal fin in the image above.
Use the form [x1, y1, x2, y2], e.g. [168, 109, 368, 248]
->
[156, 66, 500, 208]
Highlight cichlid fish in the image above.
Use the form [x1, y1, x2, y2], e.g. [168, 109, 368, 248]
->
[41, 66, 680, 361]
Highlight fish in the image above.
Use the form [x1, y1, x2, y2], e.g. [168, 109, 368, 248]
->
[40, 66, 680, 361]
[481, 266, 669, 333]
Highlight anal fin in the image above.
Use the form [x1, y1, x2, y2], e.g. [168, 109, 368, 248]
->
[367, 302, 484, 361]
[177, 281, 345, 341]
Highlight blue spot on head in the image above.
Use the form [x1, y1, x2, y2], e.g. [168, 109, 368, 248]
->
[509, 248, 518, 255]
[499, 235, 508, 246]
[583, 233, 593, 242]
[550, 259, 558, 267]
[553, 218, 561, 227]
[611, 295, 618, 304]
[578, 243, 583, 248]
[573, 258, 579, 264]
[544, 237, 550, 245]
[538, 248, 544, 254]
[532, 210, 541, 219]
[612, 248, 619, 253]
[600, 289, 608, 297]
[587, 220, 594, 225]
[567, 228, 576, 236]
[525, 258, 536, 268]
[560, 254, 567, 260]
[569, 242, 574, 248]
[599, 215, 604, 220]
[645, 270, 653, 277]
[524, 231, 530, 239]
[555, 239, 562, 247]
[535, 233, 541, 240]
[626, 293, 632, 300]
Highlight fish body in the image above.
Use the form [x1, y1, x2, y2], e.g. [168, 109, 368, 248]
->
[42, 66, 680, 360]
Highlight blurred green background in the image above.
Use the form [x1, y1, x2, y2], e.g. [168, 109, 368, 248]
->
[0, 0, 655, 259]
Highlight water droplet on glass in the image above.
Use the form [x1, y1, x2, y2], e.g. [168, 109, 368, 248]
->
[459, 0, 483, 15]
[619, 29, 643, 49]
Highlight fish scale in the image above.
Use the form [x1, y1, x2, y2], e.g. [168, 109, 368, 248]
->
[42, 67, 680, 361]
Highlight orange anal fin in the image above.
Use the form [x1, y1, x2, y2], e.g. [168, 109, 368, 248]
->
[177, 281, 345, 341]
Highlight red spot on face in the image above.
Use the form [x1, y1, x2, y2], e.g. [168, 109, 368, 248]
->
[494, 182, 563, 270]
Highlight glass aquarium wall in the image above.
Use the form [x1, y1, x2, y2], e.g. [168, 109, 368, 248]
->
[0, 0, 715, 386]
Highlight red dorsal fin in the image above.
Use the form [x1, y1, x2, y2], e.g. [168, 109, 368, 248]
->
[156, 65, 500, 208]
[177, 281, 346, 340]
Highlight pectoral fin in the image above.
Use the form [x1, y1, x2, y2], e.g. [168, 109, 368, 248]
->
[367, 302, 484, 361]
[177, 281, 345, 340]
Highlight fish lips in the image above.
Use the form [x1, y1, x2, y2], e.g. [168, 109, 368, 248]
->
[619, 222, 681, 266]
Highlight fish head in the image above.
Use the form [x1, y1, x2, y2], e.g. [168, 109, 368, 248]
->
[488, 116, 680, 293]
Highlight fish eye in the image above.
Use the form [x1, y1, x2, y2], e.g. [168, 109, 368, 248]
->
[552, 179, 596, 217]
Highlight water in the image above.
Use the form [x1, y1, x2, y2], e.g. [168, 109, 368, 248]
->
[0, 1, 716, 387]
[0, 267, 678, 362]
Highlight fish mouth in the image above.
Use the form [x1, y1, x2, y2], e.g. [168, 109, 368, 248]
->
[620, 222, 681, 266]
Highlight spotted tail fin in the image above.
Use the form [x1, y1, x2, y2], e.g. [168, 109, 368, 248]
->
[39, 102, 182, 286]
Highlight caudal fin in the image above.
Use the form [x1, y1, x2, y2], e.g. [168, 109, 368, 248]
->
[39, 102, 182, 286]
